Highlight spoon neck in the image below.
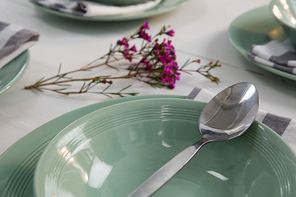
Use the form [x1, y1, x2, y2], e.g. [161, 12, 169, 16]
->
[193, 138, 209, 150]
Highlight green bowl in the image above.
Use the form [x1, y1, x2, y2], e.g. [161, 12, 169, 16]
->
[269, 0, 296, 46]
[89, 0, 146, 6]
[34, 98, 296, 197]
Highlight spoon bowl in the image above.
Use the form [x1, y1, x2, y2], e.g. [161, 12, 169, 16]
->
[129, 82, 259, 197]
[200, 82, 259, 141]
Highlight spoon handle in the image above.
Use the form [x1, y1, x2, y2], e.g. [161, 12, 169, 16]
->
[128, 138, 208, 197]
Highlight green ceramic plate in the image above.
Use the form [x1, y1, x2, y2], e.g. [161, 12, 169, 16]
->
[34, 98, 296, 197]
[31, 0, 190, 21]
[228, 6, 296, 81]
[0, 95, 181, 197]
[0, 50, 30, 94]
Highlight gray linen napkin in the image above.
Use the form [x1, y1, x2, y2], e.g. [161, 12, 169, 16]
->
[248, 39, 296, 75]
[32, 0, 161, 17]
[187, 87, 296, 152]
[0, 22, 39, 68]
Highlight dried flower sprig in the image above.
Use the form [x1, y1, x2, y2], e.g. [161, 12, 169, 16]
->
[25, 22, 220, 98]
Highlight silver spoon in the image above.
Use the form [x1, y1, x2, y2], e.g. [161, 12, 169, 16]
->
[129, 82, 259, 197]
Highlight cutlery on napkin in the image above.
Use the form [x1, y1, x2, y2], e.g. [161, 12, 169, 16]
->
[0, 21, 39, 69]
[32, 0, 162, 17]
[248, 39, 296, 75]
[188, 87, 296, 151]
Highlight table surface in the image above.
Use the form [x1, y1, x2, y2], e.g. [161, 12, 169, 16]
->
[0, 0, 295, 156]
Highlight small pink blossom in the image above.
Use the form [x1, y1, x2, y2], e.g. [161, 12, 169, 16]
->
[143, 21, 150, 30]
[167, 30, 175, 37]
[131, 45, 137, 52]
[123, 50, 132, 62]
[140, 29, 151, 42]
[117, 37, 129, 48]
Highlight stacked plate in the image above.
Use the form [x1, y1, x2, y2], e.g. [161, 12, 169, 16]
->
[31, 0, 190, 21]
[228, 6, 296, 81]
[1, 95, 296, 197]
[0, 50, 30, 94]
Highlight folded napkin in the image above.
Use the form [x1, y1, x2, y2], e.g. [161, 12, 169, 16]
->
[32, 0, 162, 17]
[187, 87, 296, 151]
[0, 22, 39, 69]
[248, 39, 296, 75]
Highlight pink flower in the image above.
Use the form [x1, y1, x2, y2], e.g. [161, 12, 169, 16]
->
[143, 21, 150, 30]
[123, 50, 132, 62]
[161, 71, 172, 83]
[175, 72, 181, 80]
[167, 30, 175, 37]
[161, 69, 181, 87]
[140, 29, 151, 42]
[117, 37, 129, 48]
[154, 39, 176, 65]
[164, 61, 178, 71]
[131, 45, 137, 52]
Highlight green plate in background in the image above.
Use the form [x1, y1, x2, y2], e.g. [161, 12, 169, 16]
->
[31, 0, 190, 21]
[34, 98, 296, 197]
[0, 50, 30, 94]
[228, 6, 296, 81]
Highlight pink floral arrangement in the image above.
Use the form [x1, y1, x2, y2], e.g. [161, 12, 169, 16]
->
[25, 22, 220, 97]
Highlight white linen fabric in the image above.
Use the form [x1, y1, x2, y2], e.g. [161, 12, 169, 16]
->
[188, 87, 296, 151]
[248, 39, 296, 75]
[32, 0, 162, 17]
[0, 22, 39, 69]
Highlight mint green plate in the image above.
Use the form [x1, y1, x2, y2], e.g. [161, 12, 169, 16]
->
[0, 50, 30, 94]
[31, 0, 190, 21]
[228, 6, 296, 81]
[0, 95, 181, 197]
[34, 98, 296, 197]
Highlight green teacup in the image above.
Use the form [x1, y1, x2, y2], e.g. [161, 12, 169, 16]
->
[90, 0, 147, 6]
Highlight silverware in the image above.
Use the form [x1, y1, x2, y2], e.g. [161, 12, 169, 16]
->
[129, 82, 259, 197]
